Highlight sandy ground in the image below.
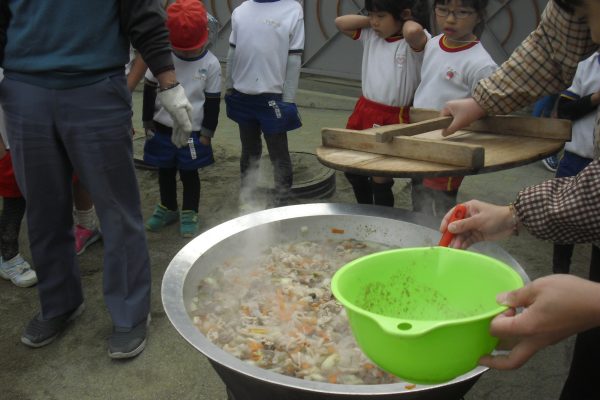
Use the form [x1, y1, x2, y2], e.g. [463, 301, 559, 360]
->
[0, 84, 594, 399]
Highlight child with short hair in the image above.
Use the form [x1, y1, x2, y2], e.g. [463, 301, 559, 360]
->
[225, 0, 304, 207]
[335, 0, 429, 207]
[143, 0, 221, 237]
[412, 0, 496, 215]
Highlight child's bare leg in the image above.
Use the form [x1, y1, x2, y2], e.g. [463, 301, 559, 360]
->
[73, 179, 95, 227]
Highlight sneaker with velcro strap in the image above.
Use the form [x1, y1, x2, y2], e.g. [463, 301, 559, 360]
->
[145, 204, 178, 232]
[0, 254, 38, 288]
[179, 210, 199, 238]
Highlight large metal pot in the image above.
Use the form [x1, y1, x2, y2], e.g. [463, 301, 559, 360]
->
[162, 203, 529, 400]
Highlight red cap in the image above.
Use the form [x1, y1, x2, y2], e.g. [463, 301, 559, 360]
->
[167, 0, 209, 51]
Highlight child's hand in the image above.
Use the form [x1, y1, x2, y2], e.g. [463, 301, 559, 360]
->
[402, 20, 427, 51]
[200, 136, 211, 146]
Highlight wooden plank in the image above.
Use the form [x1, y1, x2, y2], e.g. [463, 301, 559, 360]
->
[373, 109, 572, 142]
[409, 108, 440, 122]
[375, 117, 451, 142]
[466, 116, 571, 140]
[316, 131, 564, 177]
[322, 128, 484, 168]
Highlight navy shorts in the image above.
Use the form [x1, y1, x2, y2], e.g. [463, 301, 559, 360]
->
[143, 126, 214, 170]
[556, 150, 592, 178]
[225, 90, 302, 134]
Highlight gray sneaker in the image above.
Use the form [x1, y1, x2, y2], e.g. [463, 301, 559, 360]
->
[108, 314, 151, 359]
[21, 303, 85, 348]
[0, 254, 38, 287]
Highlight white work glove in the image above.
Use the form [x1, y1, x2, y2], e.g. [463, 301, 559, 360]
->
[157, 83, 193, 148]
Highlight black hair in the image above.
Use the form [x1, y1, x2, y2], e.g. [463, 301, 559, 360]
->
[433, 0, 488, 36]
[365, 0, 431, 31]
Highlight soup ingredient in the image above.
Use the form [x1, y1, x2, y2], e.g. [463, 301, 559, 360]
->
[190, 239, 409, 385]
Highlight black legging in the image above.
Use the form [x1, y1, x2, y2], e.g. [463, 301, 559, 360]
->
[553, 243, 575, 274]
[560, 244, 600, 400]
[158, 167, 200, 213]
[344, 173, 394, 207]
[0, 196, 26, 260]
[238, 122, 292, 202]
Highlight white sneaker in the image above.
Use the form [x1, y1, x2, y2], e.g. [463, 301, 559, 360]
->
[0, 254, 38, 287]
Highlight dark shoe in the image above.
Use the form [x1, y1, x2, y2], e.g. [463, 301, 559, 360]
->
[108, 314, 151, 359]
[542, 155, 558, 172]
[21, 303, 85, 348]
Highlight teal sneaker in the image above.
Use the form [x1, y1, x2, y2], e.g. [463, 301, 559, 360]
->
[145, 204, 178, 232]
[180, 210, 199, 238]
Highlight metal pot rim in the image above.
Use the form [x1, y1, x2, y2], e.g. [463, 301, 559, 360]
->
[162, 203, 528, 395]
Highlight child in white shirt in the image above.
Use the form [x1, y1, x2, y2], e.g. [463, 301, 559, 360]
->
[412, 0, 496, 216]
[336, 0, 429, 206]
[225, 0, 304, 207]
[143, 0, 221, 237]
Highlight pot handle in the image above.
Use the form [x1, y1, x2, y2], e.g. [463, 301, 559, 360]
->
[438, 204, 467, 247]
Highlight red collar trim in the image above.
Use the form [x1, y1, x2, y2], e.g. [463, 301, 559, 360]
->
[439, 35, 479, 52]
[385, 34, 403, 43]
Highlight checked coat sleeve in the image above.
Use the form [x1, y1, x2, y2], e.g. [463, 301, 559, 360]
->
[470, 0, 600, 246]
[472, 0, 597, 116]
[513, 160, 600, 244]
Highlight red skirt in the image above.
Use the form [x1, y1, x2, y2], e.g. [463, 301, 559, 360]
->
[346, 96, 410, 130]
[0, 151, 22, 198]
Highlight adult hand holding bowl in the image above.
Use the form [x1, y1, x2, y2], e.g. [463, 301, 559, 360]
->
[331, 245, 524, 384]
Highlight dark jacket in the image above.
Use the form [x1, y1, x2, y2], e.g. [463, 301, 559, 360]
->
[0, 0, 174, 87]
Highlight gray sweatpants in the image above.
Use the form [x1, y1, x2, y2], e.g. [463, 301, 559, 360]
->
[0, 75, 151, 329]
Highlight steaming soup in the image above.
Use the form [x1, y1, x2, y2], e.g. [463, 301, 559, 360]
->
[189, 238, 405, 385]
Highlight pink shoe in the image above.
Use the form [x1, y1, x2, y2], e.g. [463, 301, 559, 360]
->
[75, 225, 101, 255]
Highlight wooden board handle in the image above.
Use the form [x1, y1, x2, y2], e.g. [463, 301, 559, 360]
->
[407, 108, 572, 140]
[375, 117, 452, 143]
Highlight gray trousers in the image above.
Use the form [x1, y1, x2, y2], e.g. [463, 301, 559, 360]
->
[0, 75, 151, 329]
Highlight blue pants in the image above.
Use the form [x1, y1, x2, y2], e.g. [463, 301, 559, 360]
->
[556, 150, 593, 178]
[0, 75, 151, 329]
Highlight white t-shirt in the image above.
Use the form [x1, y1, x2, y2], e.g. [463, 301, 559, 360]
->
[146, 50, 222, 130]
[562, 52, 600, 159]
[229, 0, 304, 95]
[414, 34, 497, 110]
[356, 28, 427, 107]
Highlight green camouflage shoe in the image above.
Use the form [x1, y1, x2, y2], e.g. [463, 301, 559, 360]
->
[180, 210, 199, 238]
[145, 204, 178, 232]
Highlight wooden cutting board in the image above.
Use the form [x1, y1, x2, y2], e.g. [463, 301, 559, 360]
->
[316, 110, 569, 178]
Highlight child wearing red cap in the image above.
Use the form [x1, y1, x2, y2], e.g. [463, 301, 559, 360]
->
[225, 0, 305, 208]
[142, 0, 221, 237]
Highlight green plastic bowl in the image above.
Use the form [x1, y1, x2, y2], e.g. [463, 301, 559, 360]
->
[330, 246, 524, 384]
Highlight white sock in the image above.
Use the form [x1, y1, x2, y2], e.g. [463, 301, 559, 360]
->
[75, 207, 97, 230]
